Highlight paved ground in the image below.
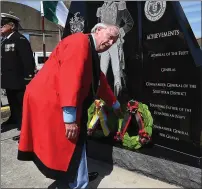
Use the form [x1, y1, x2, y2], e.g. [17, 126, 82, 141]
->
[1, 110, 181, 188]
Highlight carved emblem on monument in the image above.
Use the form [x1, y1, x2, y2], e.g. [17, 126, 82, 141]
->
[144, 1, 166, 22]
[69, 12, 85, 33]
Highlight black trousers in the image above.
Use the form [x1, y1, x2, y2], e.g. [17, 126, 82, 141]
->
[6, 88, 25, 129]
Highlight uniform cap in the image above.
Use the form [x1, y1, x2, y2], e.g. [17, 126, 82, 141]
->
[1, 13, 20, 22]
[1, 12, 20, 27]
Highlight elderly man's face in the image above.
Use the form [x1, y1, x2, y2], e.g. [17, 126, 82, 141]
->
[95, 27, 119, 53]
[0, 22, 13, 36]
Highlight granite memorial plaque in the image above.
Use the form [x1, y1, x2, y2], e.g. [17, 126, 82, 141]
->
[140, 1, 202, 167]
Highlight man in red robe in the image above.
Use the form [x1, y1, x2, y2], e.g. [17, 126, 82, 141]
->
[18, 23, 121, 188]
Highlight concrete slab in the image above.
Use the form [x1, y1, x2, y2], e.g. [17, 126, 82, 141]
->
[88, 139, 201, 188]
[1, 128, 180, 188]
[88, 160, 180, 188]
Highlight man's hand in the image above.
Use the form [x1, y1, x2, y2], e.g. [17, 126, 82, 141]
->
[65, 123, 79, 140]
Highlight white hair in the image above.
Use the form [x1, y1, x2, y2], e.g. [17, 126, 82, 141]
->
[91, 23, 120, 37]
[91, 23, 108, 33]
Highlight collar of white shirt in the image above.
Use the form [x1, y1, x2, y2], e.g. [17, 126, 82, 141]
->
[6, 32, 15, 39]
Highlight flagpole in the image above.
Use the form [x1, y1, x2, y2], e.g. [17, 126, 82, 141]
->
[40, 1, 46, 63]
[58, 27, 61, 41]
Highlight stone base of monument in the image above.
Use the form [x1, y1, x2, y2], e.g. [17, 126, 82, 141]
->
[87, 139, 201, 188]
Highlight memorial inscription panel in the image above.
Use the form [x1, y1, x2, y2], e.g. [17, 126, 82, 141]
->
[141, 1, 202, 157]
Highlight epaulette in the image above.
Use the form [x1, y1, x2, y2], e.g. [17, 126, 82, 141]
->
[118, 1, 126, 10]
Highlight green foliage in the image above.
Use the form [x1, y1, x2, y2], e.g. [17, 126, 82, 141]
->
[87, 100, 153, 150]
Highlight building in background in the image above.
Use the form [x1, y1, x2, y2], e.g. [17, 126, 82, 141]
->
[1, 1, 70, 52]
[1, 1, 71, 70]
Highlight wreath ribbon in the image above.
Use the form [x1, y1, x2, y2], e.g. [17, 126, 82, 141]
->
[114, 100, 153, 149]
[88, 100, 110, 136]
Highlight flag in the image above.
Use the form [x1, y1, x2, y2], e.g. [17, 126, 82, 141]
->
[6, 0, 68, 28]
[42, 1, 69, 28]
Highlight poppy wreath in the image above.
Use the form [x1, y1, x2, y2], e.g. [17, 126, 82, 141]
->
[114, 100, 153, 149]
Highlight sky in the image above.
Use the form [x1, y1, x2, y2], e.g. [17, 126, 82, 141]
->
[5, 1, 202, 39]
[180, 1, 201, 39]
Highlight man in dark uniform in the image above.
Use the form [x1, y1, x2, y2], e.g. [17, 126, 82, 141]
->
[1, 13, 35, 140]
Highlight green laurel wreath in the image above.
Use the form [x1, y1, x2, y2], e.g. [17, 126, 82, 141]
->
[120, 102, 153, 150]
[87, 99, 119, 138]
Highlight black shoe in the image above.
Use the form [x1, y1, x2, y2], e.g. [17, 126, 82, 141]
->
[1, 120, 18, 133]
[1, 118, 17, 125]
[12, 135, 20, 141]
[88, 172, 99, 182]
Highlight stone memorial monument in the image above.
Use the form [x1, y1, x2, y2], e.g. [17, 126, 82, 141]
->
[62, 1, 202, 187]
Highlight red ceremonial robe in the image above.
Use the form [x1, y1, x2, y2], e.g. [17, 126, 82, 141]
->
[17, 33, 116, 182]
